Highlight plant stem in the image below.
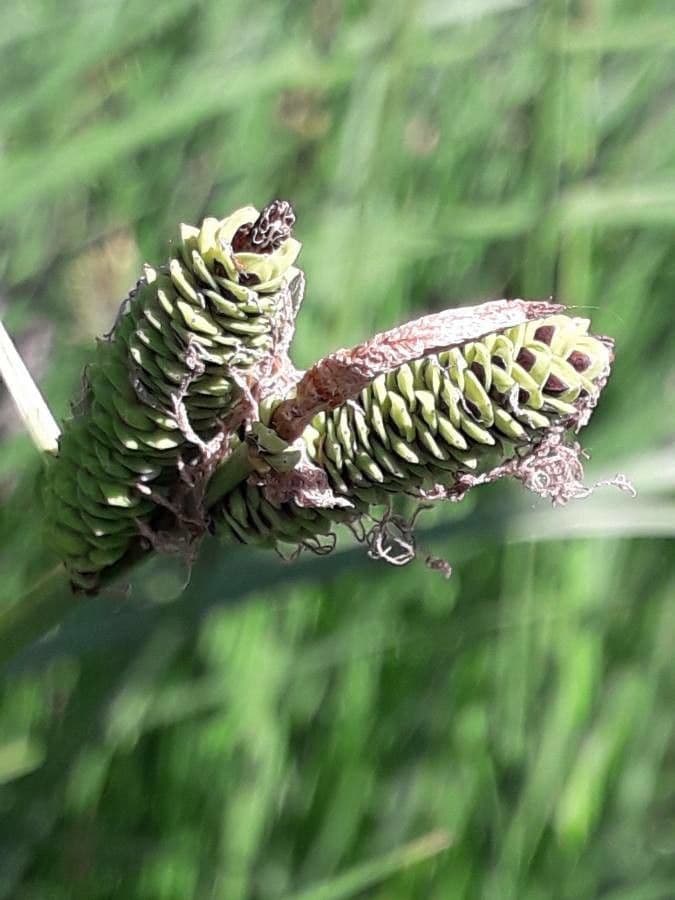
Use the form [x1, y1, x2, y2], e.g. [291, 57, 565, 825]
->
[0, 565, 74, 671]
[0, 319, 61, 455]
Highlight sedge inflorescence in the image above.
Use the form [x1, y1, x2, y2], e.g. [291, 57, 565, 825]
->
[43, 202, 303, 590]
[213, 315, 612, 550]
[42, 201, 614, 591]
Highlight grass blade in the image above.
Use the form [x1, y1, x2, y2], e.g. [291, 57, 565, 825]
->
[283, 830, 451, 900]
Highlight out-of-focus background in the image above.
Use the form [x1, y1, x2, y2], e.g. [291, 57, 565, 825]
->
[0, 1, 673, 898]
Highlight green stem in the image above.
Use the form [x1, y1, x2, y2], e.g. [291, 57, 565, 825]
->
[0, 565, 75, 671]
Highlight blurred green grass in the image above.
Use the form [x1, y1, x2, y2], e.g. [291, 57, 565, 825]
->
[0, 0, 674, 898]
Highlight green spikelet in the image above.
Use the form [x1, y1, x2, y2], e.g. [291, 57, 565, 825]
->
[42, 201, 302, 590]
[216, 479, 359, 551]
[213, 314, 612, 549]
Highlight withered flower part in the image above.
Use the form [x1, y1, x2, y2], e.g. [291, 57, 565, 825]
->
[231, 200, 297, 254]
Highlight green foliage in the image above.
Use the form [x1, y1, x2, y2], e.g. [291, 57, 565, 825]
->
[0, 1, 673, 898]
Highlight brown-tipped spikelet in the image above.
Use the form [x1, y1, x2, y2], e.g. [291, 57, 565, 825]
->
[212, 314, 613, 551]
[42, 203, 303, 590]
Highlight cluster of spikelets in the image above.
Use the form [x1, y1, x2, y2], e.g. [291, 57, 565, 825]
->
[213, 316, 612, 548]
[43, 202, 302, 590]
[41, 201, 613, 591]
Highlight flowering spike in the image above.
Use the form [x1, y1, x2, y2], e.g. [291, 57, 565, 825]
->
[42, 203, 302, 590]
[213, 314, 614, 552]
[40, 203, 619, 591]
